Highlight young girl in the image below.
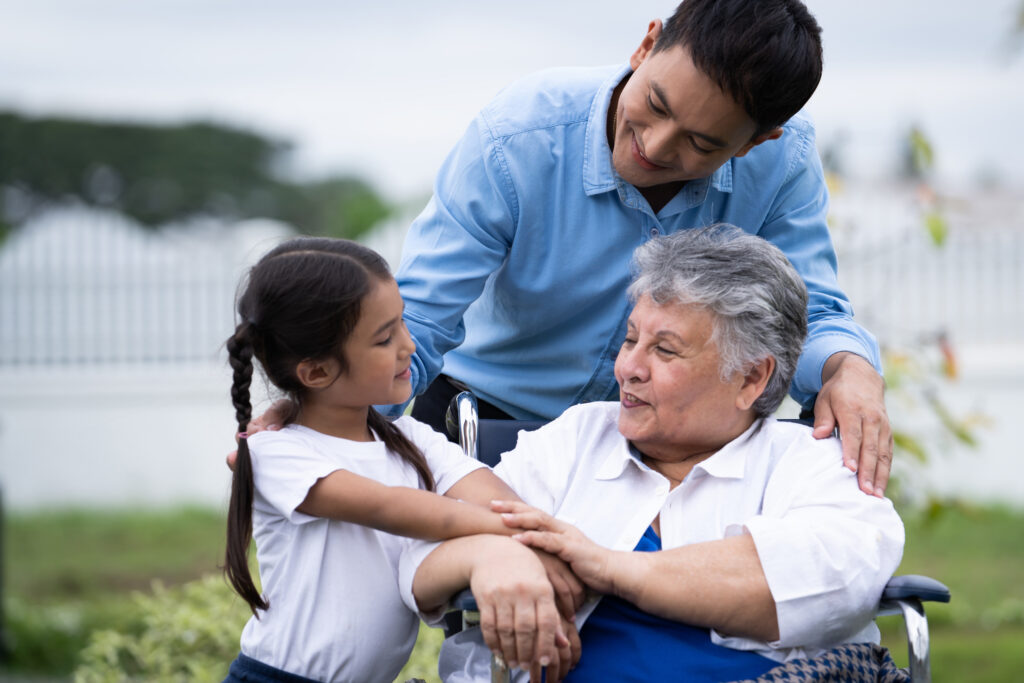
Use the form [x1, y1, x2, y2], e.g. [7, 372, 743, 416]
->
[222, 237, 564, 683]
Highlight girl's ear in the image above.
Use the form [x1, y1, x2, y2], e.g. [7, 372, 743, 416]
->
[735, 356, 775, 411]
[295, 358, 340, 390]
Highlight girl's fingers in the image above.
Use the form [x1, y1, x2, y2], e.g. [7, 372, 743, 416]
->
[494, 598, 520, 669]
[513, 596, 537, 669]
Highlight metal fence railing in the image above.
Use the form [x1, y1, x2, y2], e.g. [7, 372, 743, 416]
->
[0, 207, 286, 368]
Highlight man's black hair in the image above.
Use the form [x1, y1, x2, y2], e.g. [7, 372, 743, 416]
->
[654, 0, 823, 134]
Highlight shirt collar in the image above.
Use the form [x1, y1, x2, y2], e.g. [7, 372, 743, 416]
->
[593, 417, 766, 482]
[594, 432, 642, 480]
[582, 63, 632, 196]
[691, 417, 764, 479]
[581, 64, 736, 204]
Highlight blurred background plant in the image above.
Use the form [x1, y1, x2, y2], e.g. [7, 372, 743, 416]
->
[0, 112, 392, 244]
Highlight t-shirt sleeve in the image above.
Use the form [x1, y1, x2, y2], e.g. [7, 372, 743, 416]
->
[247, 430, 345, 525]
[396, 416, 488, 495]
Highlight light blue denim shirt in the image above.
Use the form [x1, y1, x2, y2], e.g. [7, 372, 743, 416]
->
[391, 64, 879, 420]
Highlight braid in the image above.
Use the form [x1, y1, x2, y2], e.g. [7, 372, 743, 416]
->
[224, 323, 269, 615]
[368, 410, 435, 492]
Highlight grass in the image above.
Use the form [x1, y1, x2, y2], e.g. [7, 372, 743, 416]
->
[1, 502, 1022, 681]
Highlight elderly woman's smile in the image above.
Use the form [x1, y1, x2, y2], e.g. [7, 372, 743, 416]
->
[613, 294, 764, 468]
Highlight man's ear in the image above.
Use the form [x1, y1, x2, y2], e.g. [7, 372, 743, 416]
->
[629, 19, 663, 71]
[295, 358, 340, 390]
[735, 356, 775, 411]
[734, 128, 784, 158]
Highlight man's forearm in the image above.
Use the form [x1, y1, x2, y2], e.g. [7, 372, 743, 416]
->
[609, 534, 779, 642]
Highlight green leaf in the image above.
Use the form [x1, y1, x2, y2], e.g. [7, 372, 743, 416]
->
[893, 430, 929, 463]
[924, 210, 949, 246]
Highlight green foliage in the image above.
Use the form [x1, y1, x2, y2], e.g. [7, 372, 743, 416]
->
[904, 126, 934, 178]
[73, 575, 248, 683]
[395, 623, 445, 683]
[5, 505, 1024, 682]
[923, 210, 948, 246]
[0, 111, 392, 238]
[7, 506, 225, 599]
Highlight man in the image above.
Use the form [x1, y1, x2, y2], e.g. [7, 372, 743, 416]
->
[390, 0, 893, 495]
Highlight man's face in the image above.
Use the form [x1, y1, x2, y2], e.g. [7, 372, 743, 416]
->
[610, 22, 781, 188]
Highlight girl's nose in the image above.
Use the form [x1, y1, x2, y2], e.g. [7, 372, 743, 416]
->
[399, 321, 415, 357]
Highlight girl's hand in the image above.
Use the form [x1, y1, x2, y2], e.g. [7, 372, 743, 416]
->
[494, 500, 616, 595]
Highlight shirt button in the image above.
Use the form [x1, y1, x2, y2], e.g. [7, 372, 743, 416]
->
[650, 227, 660, 237]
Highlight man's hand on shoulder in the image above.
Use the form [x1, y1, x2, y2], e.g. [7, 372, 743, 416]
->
[812, 352, 892, 497]
[225, 399, 292, 471]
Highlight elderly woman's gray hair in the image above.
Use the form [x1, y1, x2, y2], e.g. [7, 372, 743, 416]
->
[629, 224, 808, 416]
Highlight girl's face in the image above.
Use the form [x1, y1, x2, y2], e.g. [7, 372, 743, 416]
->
[334, 276, 415, 408]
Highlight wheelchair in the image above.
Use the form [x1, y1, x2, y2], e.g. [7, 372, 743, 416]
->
[442, 391, 950, 683]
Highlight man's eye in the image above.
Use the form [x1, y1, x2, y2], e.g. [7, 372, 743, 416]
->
[690, 138, 713, 154]
[647, 95, 667, 116]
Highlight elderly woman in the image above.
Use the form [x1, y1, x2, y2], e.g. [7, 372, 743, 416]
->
[403, 225, 904, 682]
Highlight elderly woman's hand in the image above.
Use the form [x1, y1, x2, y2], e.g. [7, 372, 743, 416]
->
[494, 500, 617, 595]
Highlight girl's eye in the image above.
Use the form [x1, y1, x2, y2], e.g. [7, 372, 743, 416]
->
[376, 335, 393, 346]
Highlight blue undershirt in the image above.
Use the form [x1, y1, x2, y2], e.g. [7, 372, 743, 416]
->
[566, 526, 777, 682]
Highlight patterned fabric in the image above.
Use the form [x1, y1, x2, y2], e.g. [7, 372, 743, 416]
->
[731, 643, 910, 682]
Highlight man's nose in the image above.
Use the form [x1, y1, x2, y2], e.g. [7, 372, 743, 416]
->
[643, 124, 678, 166]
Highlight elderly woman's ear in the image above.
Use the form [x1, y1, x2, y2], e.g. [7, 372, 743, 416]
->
[736, 357, 776, 412]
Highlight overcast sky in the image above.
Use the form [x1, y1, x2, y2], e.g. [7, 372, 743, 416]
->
[1, 0, 1021, 199]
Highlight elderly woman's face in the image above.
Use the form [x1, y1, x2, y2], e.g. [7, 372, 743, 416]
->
[614, 295, 752, 461]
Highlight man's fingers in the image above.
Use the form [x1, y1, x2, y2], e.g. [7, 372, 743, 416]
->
[812, 400, 838, 441]
[854, 414, 883, 496]
[873, 431, 894, 497]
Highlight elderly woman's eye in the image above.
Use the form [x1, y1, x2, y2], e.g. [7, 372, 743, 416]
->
[622, 337, 637, 347]
[656, 346, 676, 356]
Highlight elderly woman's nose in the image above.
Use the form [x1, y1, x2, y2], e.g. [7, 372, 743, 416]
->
[619, 344, 649, 381]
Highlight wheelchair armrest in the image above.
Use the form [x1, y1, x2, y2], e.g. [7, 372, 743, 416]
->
[451, 588, 479, 612]
[881, 574, 951, 604]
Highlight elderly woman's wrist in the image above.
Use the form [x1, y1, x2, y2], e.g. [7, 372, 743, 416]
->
[605, 550, 648, 604]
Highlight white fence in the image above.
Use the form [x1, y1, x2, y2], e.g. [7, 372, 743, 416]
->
[0, 196, 1021, 509]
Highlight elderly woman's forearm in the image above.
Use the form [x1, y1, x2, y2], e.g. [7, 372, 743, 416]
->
[609, 534, 780, 642]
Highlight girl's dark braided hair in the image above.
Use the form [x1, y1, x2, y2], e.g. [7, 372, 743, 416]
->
[224, 236, 434, 617]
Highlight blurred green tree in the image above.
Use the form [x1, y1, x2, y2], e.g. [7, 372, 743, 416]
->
[0, 111, 391, 239]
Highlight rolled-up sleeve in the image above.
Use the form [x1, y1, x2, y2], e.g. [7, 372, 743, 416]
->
[741, 438, 904, 647]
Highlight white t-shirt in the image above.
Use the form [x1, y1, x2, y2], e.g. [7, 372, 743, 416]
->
[399, 402, 905, 682]
[239, 416, 486, 683]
